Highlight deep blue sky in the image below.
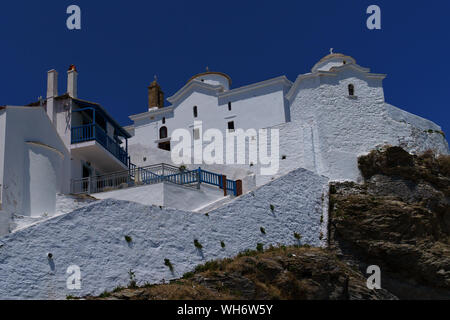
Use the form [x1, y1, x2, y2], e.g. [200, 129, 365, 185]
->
[1, 1, 449, 134]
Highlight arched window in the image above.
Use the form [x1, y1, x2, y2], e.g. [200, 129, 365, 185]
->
[193, 106, 198, 118]
[159, 126, 168, 139]
[348, 84, 355, 96]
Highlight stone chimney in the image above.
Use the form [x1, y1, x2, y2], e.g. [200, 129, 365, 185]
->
[148, 76, 164, 109]
[67, 65, 78, 98]
[46, 70, 58, 123]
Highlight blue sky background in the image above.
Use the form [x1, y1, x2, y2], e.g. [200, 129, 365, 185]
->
[1, 1, 449, 134]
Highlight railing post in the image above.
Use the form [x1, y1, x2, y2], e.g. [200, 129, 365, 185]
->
[236, 180, 243, 197]
[197, 167, 201, 189]
[222, 175, 227, 197]
[88, 176, 91, 194]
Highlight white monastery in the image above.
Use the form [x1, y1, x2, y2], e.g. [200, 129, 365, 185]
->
[0, 51, 448, 237]
[0, 51, 449, 299]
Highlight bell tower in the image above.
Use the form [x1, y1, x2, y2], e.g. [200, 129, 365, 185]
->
[148, 75, 164, 109]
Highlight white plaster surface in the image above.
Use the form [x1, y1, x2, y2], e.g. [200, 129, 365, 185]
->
[283, 67, 449, 182]
[94, 183, 165, 207]
[0, 168, 328, 299]
[94, 182, 226, 212]
[11, 194, 98, 233]
[0, 107, 71, 236]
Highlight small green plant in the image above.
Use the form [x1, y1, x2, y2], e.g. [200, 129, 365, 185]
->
[270, 204, 275, 212]
[237, 249, 258, 258]
[164, 259, 174, 272]
[282, 155, 287, 160]
[205, 213, 209, 217]
[260, 227, 266, 235]
[294, 232, 302, 240]
[320, 215, 324, 224]
[183, 271, 195, 279]
[194, 260, 222, 273]
[319, 232, 324, 240]
[124, 235, 132, 243]
[221, 241, 226, 248]
[194, 239, 203, 250]
[256, 243, 264, 252]
[112, 286, 125, 293]
[99, 291, 111, 298]
[66, 295, 78, 300]
[179, 165, 187, 172]
[128, 269, 137, 289]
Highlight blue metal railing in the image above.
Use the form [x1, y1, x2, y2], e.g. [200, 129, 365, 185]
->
[71, 163, 239, 196]
[198, 168, 237, 196]
[71, 124, 129, 167]
[199, 169, 222, 187]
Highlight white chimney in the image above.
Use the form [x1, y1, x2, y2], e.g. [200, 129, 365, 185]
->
[47, 70, 58, 99]
[67, 65, 78, 98]
[46, 70, 58, 123]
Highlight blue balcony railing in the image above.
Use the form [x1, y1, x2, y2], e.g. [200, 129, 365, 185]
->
[71, 123, 129, 167]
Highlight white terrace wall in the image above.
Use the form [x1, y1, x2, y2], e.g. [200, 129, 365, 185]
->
[0, 168, 328, 300]
[94, 182, 227, 212]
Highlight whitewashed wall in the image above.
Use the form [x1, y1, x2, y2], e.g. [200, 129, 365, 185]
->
[0, 168, 328, 299]
[285, 67, 449, 182]
[128, 79, 290, 150]
[0, 107, 70, 235]
[54, 99, 73, 149]
[26, 143, 63, 217]
[94, 182, 226, 212]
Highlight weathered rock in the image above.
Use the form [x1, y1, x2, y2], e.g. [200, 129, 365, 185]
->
[88, 247, 396, 300]
[330, 147, 450, 299]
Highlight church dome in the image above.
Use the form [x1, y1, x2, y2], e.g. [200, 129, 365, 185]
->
[188, 70, 232, 91]
[311, 51, 356, 73]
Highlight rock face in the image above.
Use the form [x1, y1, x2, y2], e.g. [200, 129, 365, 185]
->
[89, 247, 395, 300]
[329, 147, 450, 299]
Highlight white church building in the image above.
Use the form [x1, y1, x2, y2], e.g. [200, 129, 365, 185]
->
[0, 51, 449, 236]
[126, 51, 449, 185]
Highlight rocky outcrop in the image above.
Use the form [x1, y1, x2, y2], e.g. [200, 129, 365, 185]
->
[87, 247, 395, 300]
[329, 147, 450, 299]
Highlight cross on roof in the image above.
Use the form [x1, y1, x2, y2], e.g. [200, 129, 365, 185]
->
[330, 48, 334, 54]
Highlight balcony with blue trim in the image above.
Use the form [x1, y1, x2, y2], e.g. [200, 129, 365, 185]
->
[70, 98, 131, 173]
